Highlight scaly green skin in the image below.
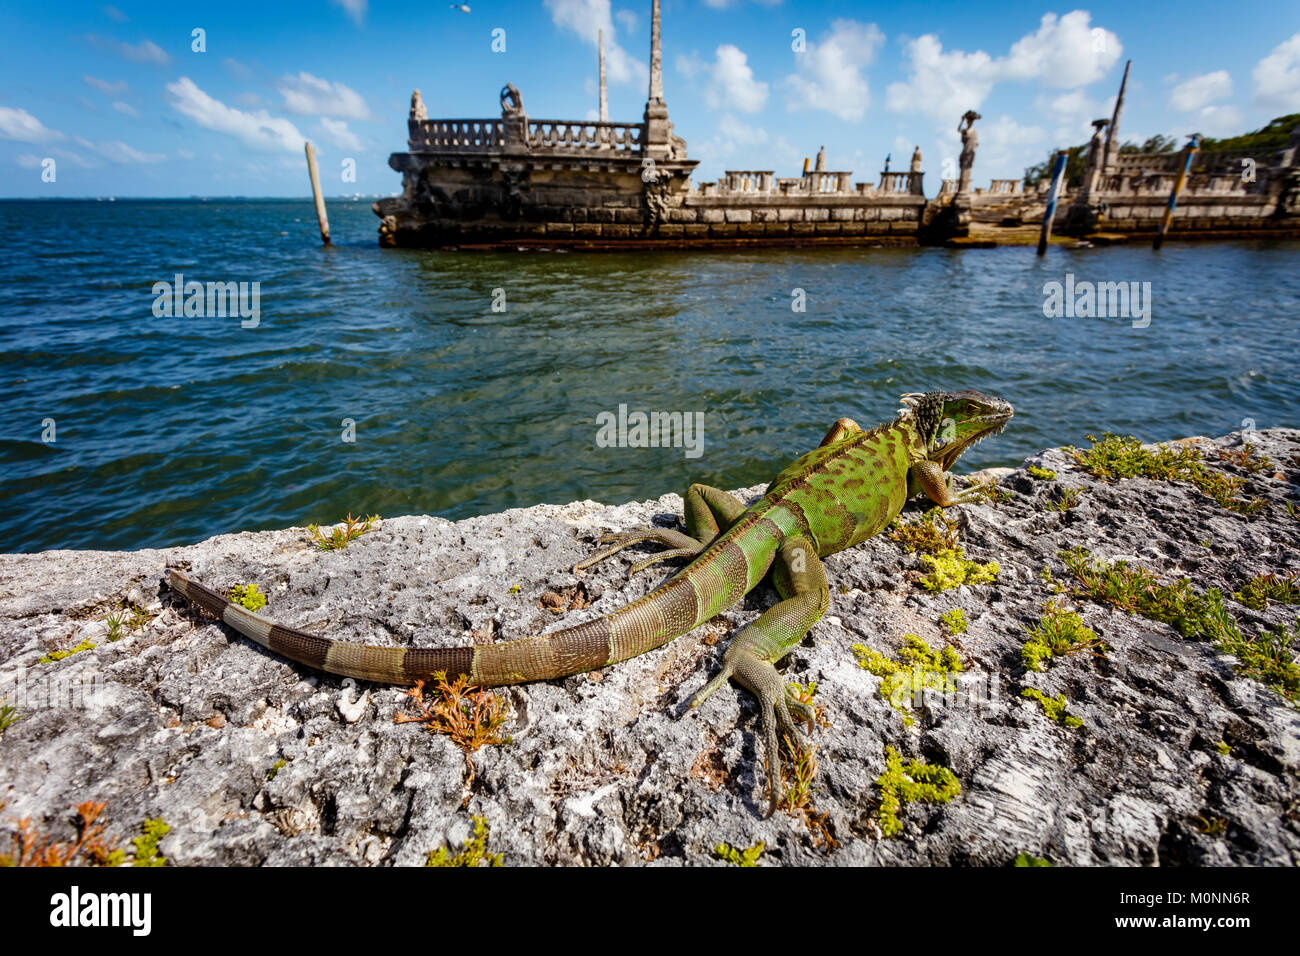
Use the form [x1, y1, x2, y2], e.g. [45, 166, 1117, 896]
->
[167, 389, 1013, 811]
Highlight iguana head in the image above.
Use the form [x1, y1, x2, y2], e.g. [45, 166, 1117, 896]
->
[899, 389, 1014, 470]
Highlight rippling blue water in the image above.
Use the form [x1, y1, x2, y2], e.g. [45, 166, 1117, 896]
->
[1, 199, 1297, 553]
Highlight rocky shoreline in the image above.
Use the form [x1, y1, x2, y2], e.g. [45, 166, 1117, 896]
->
[1, 429, 1297, 866]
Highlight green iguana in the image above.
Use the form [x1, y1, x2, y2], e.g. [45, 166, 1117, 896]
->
[167, 389, 1012, 808]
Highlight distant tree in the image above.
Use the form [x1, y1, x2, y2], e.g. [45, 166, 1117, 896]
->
[1023, 145, 1088, 189]
[1022, 114, 1300, 188]
[1201, 113, 1300, 151]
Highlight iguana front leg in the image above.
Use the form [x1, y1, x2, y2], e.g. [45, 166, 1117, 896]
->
[688, 534, 828, 812]
[909, 459, 985, 507]
[575, 483, 747, 575]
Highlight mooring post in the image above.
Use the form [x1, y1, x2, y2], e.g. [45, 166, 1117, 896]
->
[1037, 149, 1069, 256]
[304, 140, 331, 246]
[1154, 133, 1199, 250]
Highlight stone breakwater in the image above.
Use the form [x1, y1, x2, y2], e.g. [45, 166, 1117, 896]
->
[1, 429, 1297, 866]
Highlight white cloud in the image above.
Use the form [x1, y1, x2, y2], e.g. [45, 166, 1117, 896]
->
[886, 35, 999, 123]
[1037, 88, 1111, 144]
[0, 106, 63, 143]
[1169, 70, 1232, 112]
[332, 0, 367, 27]
[235, 92, 263, 109]
[1253, 32, 1300, 111]
[319, 117, 362, 151]
[75, 136, 166, 163]
[112, 101, 140, 117]
[1191, 104, 1244, 137]
[102, 5, 128, 22]
[888, 11, 1122, 123]
[87, 35, 171, 65]
[166, 76, 306, 153]
[614, 9, 637, 35]
[278, 72, 373, 120]
[1000, 12, 1121, 88]
[84, 75, 128, 95]
[545, 0, 647, 88]
[679, 44, 768, 113]
[785, 19, 884, 122]
[14, 154, 43, 169]
[689, 113, 799, 178]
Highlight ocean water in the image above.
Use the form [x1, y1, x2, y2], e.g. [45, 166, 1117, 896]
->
[1, 198, 1297, 554]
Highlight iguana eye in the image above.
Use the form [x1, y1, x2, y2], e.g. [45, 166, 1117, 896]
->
[935, 418, 957, 447]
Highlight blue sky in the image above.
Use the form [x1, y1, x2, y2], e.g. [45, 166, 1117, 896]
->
[2, 0, 1298, 198]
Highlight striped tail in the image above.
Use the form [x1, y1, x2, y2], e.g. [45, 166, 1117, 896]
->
[165, 514, 779, 688]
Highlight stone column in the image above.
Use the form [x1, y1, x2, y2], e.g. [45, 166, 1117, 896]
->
[598, 29, 609, 122]
[642, 0, 673, 160]
[1103, 59, 1130, 174]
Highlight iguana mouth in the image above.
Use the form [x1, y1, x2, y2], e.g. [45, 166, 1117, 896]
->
[934, 411, 1012, 470]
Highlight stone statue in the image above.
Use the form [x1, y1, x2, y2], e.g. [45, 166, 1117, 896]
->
[410, 89, 427, 121]
[910, 146, 922, 173]
[814, 145, 826, 172]
[500, 83, 524, 117]
[957, 110, 980, 196]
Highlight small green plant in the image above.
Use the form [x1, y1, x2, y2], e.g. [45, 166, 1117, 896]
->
[853, 635, 964, 727]
[426, 815, 503, 867]
[0, 701, 21, 735]
[1070, 433, 1263, 515]
[972, 477, 1012, 503]
[874, 745, 960, 838]
[267, 759, 287, 780]
[940, 607, 968, 635]
[130, 818, 170, 867]
[1235, 572, 1300, 611]
[918, 548, 999, 591]
[1021, 600, 1107, 671]
[1014, 852, 1053, 867]
[1021, 688, 1083, 728]
[889, 507, 961, 554]
[1217, 443, 1272, 474]
[230, 583, 268, 612]
[508, 584, 522, 594]
[1062, 547, 1300, 704]
[127, 603, 150, 631]
[1044, 486, 1081, 512]
[1027, 465, 1057, 481]
[714, 840, 765, 867]
[105, 613, 125, 642]
[1193, 815, 1228, 836]
[396, 672, 511, 752]
[1216, 741, 1231, 756]
[307, 513, 379, 551]
[1, 803, 166, 867]
[39, 639, 96, 664]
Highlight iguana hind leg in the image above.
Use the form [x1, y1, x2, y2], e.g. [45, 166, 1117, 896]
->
[574, 483, 747, 574]
[909, 459, 984, 506]
[688, 534, 828, 813]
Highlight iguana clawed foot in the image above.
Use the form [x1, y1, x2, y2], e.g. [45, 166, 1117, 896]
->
[689, 640, 813, 814]
[574, 527, 704, 576]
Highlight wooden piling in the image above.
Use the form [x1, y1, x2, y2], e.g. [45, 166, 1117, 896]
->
[304, 141, 331, 246]
[1037, 149, 1069, 256]
[1154, 134, 1199, 250]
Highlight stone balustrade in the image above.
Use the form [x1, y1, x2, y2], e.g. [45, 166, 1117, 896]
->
[408, 119, 504, 151]
[877, 171, 924, 195]
[527, 119, 642, 153]
[722, 170, 774, 192]
[407, 117, 644, 154]
[988, 179, 1022, 194]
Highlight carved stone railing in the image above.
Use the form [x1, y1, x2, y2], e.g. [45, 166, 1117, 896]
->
[776, 177, 810, 195]
[988, 179, 1022, 194]
[1113, 152, 1181, 173]
[877, 171, 923, 195]
[408, 119, 504, 151]
[811, 171, 852, 193]
[723, 170, 775, 192]
[527, 120, 642, 153]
